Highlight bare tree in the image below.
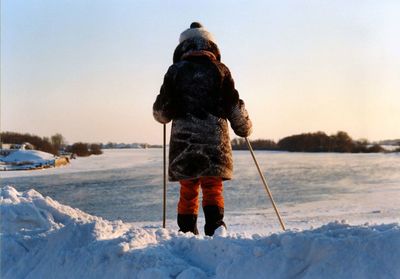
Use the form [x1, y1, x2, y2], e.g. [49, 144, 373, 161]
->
[51, 133, 65, 151]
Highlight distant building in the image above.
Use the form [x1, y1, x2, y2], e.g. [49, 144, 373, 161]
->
[1, 142, 34, 150]
[0, 142, 34, 156]
[0, 143, 12, 150]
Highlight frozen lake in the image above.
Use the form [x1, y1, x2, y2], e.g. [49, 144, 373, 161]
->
[1, 149, 399, 232]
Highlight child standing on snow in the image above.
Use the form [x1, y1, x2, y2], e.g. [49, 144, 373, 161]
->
[153, 22, 252, 236]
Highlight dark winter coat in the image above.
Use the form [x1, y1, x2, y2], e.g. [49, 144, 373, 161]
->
[153, 37, 252, 181]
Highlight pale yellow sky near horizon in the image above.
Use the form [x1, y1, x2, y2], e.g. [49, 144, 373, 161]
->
[1, 1, 399, 144]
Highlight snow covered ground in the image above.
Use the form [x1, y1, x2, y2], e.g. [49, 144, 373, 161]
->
[1, 186, 399, 279]
[1, 149, 400, 278]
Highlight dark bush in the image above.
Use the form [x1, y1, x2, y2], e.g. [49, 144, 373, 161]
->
[70, 142, 91, 157]
[367, 144, 385, 153]
[278, 131, 331, 152]
[231, 138, 277, 150]
[90, 144, 103, 155]
[277, 131, 386, 153]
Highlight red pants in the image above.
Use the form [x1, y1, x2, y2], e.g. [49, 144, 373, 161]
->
[178, 177, 224, 215]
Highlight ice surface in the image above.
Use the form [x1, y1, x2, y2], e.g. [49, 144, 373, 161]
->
[2, 149, 399, 230]
[1, 186, 399, 279]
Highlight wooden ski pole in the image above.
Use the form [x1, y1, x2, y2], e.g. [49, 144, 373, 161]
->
[163, 124, 167, 228]
[245, 137, 286, 231]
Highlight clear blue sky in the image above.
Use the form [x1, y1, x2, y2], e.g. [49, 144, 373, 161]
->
[2, 0, 399, 144]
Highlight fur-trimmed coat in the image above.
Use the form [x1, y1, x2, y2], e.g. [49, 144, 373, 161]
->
[153, 37, 252, 181]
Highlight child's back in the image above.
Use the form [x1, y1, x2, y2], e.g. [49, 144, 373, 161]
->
[153, 22, 252, 235]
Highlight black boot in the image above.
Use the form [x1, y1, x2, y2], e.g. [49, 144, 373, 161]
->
[203, 205, 226, 236]
[177, 214, 199, 235]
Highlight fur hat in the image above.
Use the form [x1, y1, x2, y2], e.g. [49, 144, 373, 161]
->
[179, 22, 216, 44]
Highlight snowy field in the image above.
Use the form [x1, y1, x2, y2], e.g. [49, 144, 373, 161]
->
[1, 149, 400, 278]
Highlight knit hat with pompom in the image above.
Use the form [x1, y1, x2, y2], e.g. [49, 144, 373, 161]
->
[179, 22, 216, 44]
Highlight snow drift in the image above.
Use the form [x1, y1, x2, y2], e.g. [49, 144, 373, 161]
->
[1, 186, 399, 279]
[0, 150, 59, 171]
[1, 150, 56, 164]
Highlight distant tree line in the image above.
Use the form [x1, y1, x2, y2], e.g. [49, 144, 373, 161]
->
[2, 131, 394, 155]
[231, 138, 278, 150]
[232, 131, 389, 153]
[1, 132, 59, 154]
[0, 132, 103, 157]
[102, 142, 162, 149]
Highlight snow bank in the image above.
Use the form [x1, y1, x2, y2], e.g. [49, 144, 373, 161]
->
[0, 150, 58, 171]
[1, 186, 399, 279]
[1, 150, 56, 164]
